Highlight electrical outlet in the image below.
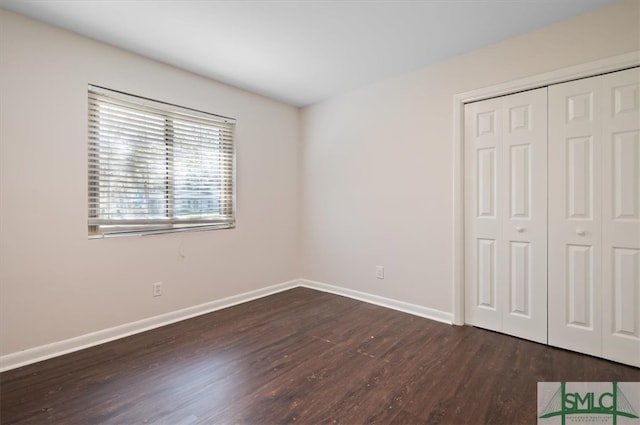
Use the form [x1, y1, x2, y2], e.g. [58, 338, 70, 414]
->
[376, 266, 384, 279]
[153, 282, 163, 297]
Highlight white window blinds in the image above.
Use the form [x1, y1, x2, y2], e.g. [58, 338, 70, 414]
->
[88, 86, 235, 237]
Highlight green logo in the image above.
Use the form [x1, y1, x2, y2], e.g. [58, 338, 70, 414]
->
[539, 382, 639, 425]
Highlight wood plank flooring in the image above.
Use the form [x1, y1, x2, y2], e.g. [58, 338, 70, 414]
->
[1, 287, 638, 424]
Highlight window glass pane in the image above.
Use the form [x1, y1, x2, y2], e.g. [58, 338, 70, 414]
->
[172, 119, 222, 219]
[96, 103, 167, 219]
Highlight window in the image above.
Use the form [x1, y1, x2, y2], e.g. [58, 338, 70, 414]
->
[88, 86, 235, 237]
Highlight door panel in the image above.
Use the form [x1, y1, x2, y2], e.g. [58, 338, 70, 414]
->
[602, 67, 640, 367]
[548, 75, 602, 357]
[612, 248, 639, 336]
[465, 98, 503, 331]
[477, 148, 497, 218]
[613, 132, 639, 220]
[566, 136, 593, 219]
[509, 241, 530, 316]
[509, 144, 530, 219]
[501, 89, 547, 343]
[465, 88, 547, 343]
[477, 238, 497, 309]
[566, 244, 594, 328]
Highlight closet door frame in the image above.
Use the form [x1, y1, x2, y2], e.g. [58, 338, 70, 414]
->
[453, 51, 640, 326]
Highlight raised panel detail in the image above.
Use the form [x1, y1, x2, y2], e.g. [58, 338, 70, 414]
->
[613, 248, 640, 338]
[613, 131, 640, 220]
[477, 148, 496, 218]
[567, 92, 593, 122]
[477, 111, 495, 136]
[510, 144, 530, 218]
[477, 239, 496, 309]
[567, 136, 592, 219]
[509, 105, 530, 132]
[567, 245, 593, 328]
[613, 83, 640, 115]
[509, 242, 530, 317]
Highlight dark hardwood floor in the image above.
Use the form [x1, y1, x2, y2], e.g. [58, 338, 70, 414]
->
[1, 287, 638, 424]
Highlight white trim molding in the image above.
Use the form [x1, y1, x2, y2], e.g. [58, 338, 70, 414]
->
[300, 279, 454, 325]
[0, 278, 454, 371]
[0, 280, 300, 372]
[452, 51, 640, 326]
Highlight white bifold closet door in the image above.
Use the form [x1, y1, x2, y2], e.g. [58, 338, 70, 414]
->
[464, 88, 548, 344]
[549, 67, 640, 367]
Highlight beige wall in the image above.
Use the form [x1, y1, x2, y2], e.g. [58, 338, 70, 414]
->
[1, 0, 639, 359]
[0, 10, 301, 355]
[300, 0, 640, 314]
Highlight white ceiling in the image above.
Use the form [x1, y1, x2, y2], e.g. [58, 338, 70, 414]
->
[0, 0, 620, 106]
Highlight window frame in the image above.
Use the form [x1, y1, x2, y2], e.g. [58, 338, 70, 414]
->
[88, 85, 236, 238]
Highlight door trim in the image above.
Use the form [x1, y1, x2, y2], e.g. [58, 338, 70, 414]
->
[452, 51, 640, 326]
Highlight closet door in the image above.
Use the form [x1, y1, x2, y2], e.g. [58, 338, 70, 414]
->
[601, 67, 640, 367]
[465, 96, 503, 333]
[465, 88, 547, 344]
[548, 75, 603, 357]
[549, 67, 639, 367]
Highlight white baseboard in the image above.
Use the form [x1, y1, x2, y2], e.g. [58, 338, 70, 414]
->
[300, 279, 454, 325]
[0, 280, 300, 372]
[0, 278, 453, 372]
